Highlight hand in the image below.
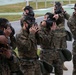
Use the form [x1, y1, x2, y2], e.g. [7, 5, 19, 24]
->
[53, 14, 59, 20]
[29, 25, 39, 34]
[2, 49, 12, 58]
[0, 35, 8, 45]
[51, 22, 57, 30]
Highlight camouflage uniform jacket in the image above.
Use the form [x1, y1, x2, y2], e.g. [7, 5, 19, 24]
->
[37, 27, 53, 49]
[16, 29, 38, 59]
[55, 12, 70, 49]
[57, 12, 70, 29]
[67, 13, 76, 40]
[37, 26, 66, 49]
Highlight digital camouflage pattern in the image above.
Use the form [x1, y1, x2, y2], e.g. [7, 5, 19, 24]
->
[16, 29, 41, 75]
[8, 52, 20, 75]
[67, 13, 76, 40]
[0, 55, 11, 75]
[56, 12, 70, 49]
[67, 12, 76, 75]
[0, 35, 11, 75]
[57, 12, 70, 29]
[37, 27, 63, 75]
[56, 12, 70, 71]
[0, 18, 17, 75]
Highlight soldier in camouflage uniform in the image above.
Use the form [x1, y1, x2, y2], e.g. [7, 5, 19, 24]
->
[0, 35, 11, 75]
[67, 3, 76, 75]
[53, 1, 70, 70]
[22, 5, 34, 17]
[16, 15, 41, 75]
[0, 18, 15, 75]
[7, 25, 21, 75]
[37, 13, 63, 75]
[0, 18, 20, 75]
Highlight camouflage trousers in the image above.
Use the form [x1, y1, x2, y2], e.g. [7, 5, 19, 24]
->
[40, 49, 63, 75]
[8, 55, 20, 75]
[72, 41, 76, 75]
[19, 59, 42, 75]
[53, 31, 67, 65]
[0, 56, 11, 75]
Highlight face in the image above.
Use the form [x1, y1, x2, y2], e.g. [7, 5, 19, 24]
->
[23, 9, 29, 15]
[44, 15, 48, 20]
[4, 26, 12, 36]
[23, 22, 29, 30]
[41, 21, 46, 27]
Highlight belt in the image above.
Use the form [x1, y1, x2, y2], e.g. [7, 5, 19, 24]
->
[20, 58, 35, 62]
[19, 57, 38, 61]
[20, 59, 34, 62]
[42, 48, 55, 50]
[41, 48, 57, 53]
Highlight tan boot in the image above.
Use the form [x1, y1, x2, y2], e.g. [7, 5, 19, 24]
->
[63, 63, 68, 71]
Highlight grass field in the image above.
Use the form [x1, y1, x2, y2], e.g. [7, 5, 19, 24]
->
[0, 1, 75, 21]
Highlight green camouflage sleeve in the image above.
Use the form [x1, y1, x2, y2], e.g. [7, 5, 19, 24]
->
[56, 13, 64, 25]
[58, 12, 70, 20]
[58, 13, 64, 18]
[63, 12, 70, 20]
[67, 16, 76, 37]
[37, 30, 53, 45]
[16, 33, 36, 51]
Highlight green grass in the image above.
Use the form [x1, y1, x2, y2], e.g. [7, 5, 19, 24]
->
[0, 3, 25, 13]
[0, 1, 75, 21]
[0, 15, 43, 21]
[0, 2, 53, 13]
[62, 1, 76, 5]
[0, 1, 75, 13]
[0, 15, 21, 21]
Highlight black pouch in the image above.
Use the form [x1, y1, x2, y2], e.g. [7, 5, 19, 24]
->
[39, 60, 53, 74]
